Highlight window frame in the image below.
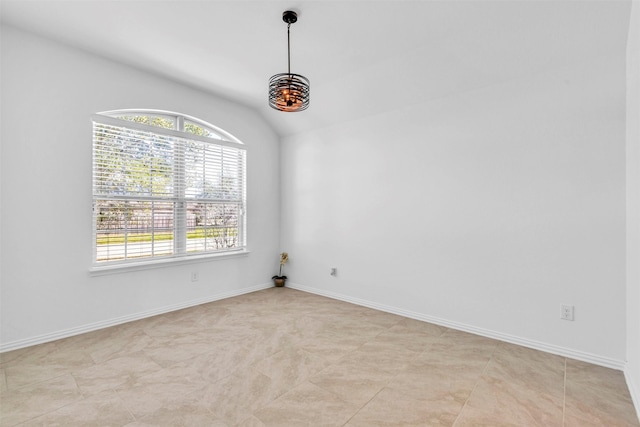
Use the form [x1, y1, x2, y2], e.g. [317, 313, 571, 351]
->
[90, 110, 247, 273]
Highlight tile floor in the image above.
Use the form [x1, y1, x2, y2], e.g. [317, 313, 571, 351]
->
[0, 288, 638, 426]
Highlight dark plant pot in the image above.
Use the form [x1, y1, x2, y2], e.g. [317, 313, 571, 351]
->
[273, 277, 286, 287]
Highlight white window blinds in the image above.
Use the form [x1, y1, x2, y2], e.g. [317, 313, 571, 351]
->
[92, 113, 246, 264]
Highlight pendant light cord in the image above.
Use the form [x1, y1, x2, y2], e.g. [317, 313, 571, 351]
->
[287, 23, 291, 75]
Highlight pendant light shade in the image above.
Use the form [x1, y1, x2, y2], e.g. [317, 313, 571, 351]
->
[269, 73, 310, 112]
[269, 11, 310, 112]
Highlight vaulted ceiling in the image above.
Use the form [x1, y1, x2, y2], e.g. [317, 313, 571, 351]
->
[0, 0, 631, 137]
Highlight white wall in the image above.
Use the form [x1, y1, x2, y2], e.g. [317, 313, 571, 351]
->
[626, 0, 640, 416]
[281, 53, 627, 365]
[0, 26, 281, 349]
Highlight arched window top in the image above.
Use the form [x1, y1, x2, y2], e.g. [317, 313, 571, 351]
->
[97, 109, 243, 144]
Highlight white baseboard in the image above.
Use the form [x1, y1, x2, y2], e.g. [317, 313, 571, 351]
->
[625, 368, 640, 423]
[1, 281, 628, 372]
[286, 282, 627, 371]
[0, 282, 273, 353]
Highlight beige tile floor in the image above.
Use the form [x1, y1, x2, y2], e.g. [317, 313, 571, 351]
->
[1, 288, 638, 426]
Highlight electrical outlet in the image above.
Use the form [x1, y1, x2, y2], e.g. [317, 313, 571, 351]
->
[330, 267, 337, 276]
[191, 271, 199, 282]
[561, 304, 574, 321]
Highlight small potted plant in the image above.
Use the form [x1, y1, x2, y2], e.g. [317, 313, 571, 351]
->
[272, 252, 288, 287]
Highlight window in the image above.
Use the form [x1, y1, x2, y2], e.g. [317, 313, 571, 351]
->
[92, 110, 246, 266]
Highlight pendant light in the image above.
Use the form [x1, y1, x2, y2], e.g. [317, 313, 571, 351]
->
[269, 10, 310, 112]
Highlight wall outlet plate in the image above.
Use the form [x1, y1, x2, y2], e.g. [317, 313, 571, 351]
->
[561, 304, 574, 321]
[191, 272, 199, 282]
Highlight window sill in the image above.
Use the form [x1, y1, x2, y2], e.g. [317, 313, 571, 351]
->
[89, 250, 250, 276]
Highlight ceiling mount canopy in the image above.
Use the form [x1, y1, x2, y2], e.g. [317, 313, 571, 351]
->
[269, 10, 310, 112]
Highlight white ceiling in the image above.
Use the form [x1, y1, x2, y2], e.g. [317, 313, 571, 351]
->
[0, 0, 631, 137]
